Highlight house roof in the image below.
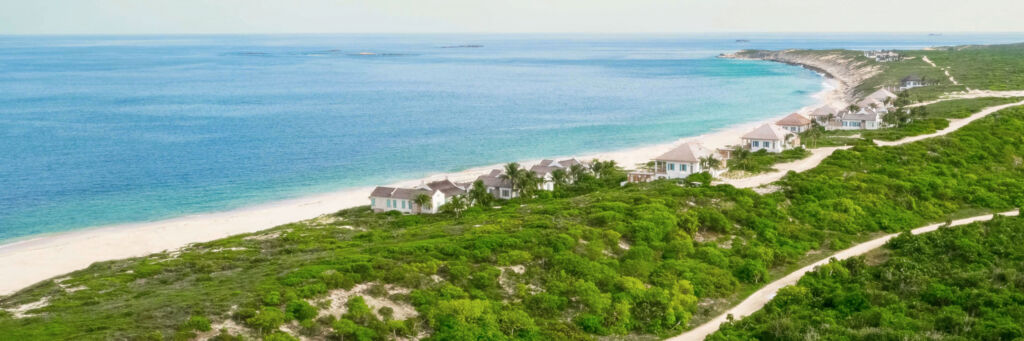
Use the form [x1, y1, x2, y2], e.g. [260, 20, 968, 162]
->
[653, 142, 713, 163]
[866, 89, 897, 102]
[843, 109, 879, 122]
[809, 104, 841, 118]
[425, 179, 466, 196]
[776, 113, 812, 126]
[538, 159, 554, 167]
[902, 75, 923, 82]
[370, 186, 431, 200]
[477, 170, 512, 188]
[856, 98, 883, 108]
[742, 124, 792, 141]
[530, 164, 557, 177]
[558, 158, 582, 168]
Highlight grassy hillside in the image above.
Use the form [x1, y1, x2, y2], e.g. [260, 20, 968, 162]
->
[710, 214, 1024, 340]
[2, 102, 1024, 340]
[916, 43, 1024, 91]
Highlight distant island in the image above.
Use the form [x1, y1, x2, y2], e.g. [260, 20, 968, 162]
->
[440, 44, 483, 48]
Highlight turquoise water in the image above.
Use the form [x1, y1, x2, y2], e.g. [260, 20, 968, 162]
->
[1, 34, 1022, 242]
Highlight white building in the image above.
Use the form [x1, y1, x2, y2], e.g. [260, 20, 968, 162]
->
[529, 158, 582, 191]
[839, 108, 882, 130]
[476, 169, 517, 200]
[900, 75, 924, 91]
[627, 142, 722, 183]
[775, 113, 813, 133]
[369, 179, 467, 214]
[809, 104, 843, 129]
[742, 124, 800, 153]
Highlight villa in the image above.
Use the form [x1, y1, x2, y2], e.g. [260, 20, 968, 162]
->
[530, 158, 582, 191]
[776, 113, 813, 133]
[839, 108, 882, 130]
[857, 88, 897, 111]
[741, 124, 800, 153]
[626, 142, 722, 183]
[809, 104, 843, 128]
[369, 179, 468, 214]
[900, 75, 925, 90]
[864, 50, 901, 62]
[476, 169, 518, 200]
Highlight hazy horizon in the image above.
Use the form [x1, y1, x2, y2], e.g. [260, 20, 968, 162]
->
[3, 0, 1024, 35]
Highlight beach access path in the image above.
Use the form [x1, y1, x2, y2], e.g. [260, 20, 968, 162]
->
[720, 99, 1024, 192]
[668, 210, 1020, 341]
[668, 98, 1024, 340]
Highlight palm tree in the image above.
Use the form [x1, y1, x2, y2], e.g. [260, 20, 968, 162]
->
[412, 193, 432, 214]
[501, 162, 525, 194]
[467, 180, 492, 207]
[441, 195, 468, 217]
[699, 155, 721, 172]
[551, 168, 568, 188]
[568, 163, 588, 183]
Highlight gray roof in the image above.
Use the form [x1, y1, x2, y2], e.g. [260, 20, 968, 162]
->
[866, 89, 897, 102]
[810, 104, 841, 117]
[426, 179, 466, 196]
[530, 164, 558, 177]
[537, 159, 554, 167]
[856, 98, 883, 108]
[842, 109, 879, 122]
[902, 75, 923, 82]
[558, 159, 582, 168]
[370, 186, 431, 200]
[654, 142, 713, 163]
[477, 170, 513, 188]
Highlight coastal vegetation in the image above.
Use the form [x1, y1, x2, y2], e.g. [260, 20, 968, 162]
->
[726, 147, 810, 174]
[3, 101, 1024, 340]
[916, 43, 1024, 91]
[709, 214, 1024, 340]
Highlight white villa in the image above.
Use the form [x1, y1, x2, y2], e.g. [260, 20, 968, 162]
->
[776, 113, 813, 133]
[809, 104, 842, 127]
[864, 50, 901, 62]
[839, 108, 882, 130]
[476, 169, 517, 200]
[627, 142, 722, 183]
[369, 179, 467, 214]
[900, 75, 924, 91]
[742, 124, 800, 153]
[529, 158, 582, 191]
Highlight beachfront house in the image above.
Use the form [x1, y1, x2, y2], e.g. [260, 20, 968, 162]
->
[742, 124, 799, 153]
[369, 187, 443, 214]
[627, 142, 722, 183]
[529, 158, 582, 191]
[839, 108, 882, 130]
[856, 89, 897, 112]
[369, 179, 467, 214]
[809, 104, 843, 129]
[900, 75, 924, 90]
[776, 113, 813, 133]
[476, 169, 518, 200]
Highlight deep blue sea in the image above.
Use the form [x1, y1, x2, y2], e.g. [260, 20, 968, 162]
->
[1, 33, 1022, 242]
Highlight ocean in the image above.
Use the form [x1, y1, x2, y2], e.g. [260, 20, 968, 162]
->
[1, 33, 1022, 242]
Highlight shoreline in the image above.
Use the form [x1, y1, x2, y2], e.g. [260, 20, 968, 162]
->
[0, 77, 845, 296]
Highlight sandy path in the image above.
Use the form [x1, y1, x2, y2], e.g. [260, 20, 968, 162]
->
[908, 90, 1024, 108]
[715, 146, 849, 190]
[669, 209, 1019, 341]
[921, 55, 937, 68]
[877, 100, 1024, 146]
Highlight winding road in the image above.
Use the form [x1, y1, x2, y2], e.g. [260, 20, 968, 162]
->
[668, 210, 1020, 341]
[675, 98, 1024, 339]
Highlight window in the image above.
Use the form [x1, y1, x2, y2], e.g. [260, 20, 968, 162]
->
[402, 200, 406, 209]
[752, 141, 759, 147]
[682, 164, 687, 171]
[372, 198, 375, 207]
[386, 199, 391, 208]
[668, 163, 675, 171]
[501, 188, 511, 197]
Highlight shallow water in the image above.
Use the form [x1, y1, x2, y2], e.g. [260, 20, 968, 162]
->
[1, 33, 1021, 242]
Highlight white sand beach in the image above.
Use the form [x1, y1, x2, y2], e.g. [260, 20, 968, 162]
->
[0, 78, 845, 296]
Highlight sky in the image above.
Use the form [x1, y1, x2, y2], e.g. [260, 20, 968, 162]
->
[2, 0, 1023, 35]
